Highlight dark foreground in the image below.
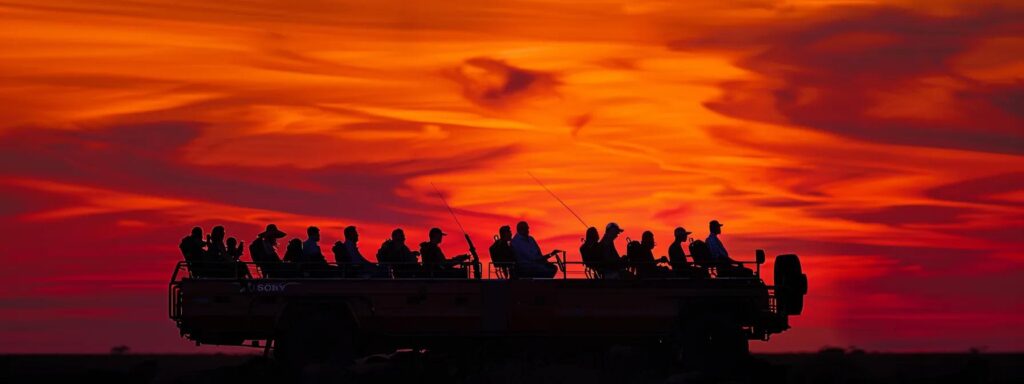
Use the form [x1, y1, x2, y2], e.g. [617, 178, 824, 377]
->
[2, 350, 1021, 384]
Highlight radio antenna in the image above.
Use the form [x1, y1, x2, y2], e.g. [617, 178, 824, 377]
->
[431, 182, 467, 234]
[430, 182, 481, 279]
[527, 171, 589, 229]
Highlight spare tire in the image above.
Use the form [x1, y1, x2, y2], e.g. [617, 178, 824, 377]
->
[774, 254, 806, 316]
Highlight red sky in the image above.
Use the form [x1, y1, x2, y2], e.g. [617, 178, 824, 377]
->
[1, 0, 1022, 353]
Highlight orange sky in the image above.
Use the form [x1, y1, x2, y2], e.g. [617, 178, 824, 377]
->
[0, 0, 1022, 353]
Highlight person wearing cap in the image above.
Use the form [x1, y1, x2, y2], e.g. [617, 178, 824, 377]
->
[705, 220, 752, 277]
[250, 224, 287, 277]
[510, 221, 559, 278]
[598, 222, 629, 278]
[419, 227, 470, 277]
[706, 220, 729, 261]
[488, 225, 516, 278]
[668, 227, 692, 271]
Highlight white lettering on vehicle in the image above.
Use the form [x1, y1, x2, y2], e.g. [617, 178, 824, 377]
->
[240, 282, 293, 294]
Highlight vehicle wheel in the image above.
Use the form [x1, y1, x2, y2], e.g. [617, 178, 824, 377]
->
[774, 254, 806, 315]
[273, 303, 356, 371]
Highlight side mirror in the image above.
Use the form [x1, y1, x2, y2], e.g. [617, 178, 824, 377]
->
[755, 249, 766, 264]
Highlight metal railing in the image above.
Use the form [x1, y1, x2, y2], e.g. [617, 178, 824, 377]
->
[170, 257, 766, 282]
[487, 260, 763, 280]
[170, 260, 481, 281]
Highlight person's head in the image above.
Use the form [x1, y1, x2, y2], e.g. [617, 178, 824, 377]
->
[211, 226, 225, 241]
[516, 221, 530, 236]
[674, 227, 692, 242]
[391, 228, 406, 244]
[429, 227, 446, 243]
[307, 226, 320, 241]
[227, 237, 238, 248]
[261, 224, 286, 245]
[709, 220, 723, 235]
[604, 222, 624, 241]
[585, 227, 599, 243]
[641, 231, 655, 249]
[287, 238, 302, 251]
[190, 226, 203, 239]
[498, 225, 512, 241]
[344, 226, 359, 242]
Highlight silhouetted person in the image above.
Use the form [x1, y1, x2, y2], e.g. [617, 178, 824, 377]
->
[250, 224, 287, 278]
[598, 222, 629, 278]
[488, 225, 516, 278]
[510, 221, 559, 278]
[668, 227, 705, 278]
[334, 226, 377, 277]
[206, 226, 227, 261]
[668, 227, 690, 270]
[579, 227, 601, 277]
[283, 238, 303, 263]
[377, 228, 420, 278]
[706, 220, 729, 261]
[225, 236, 252, 279]
[300, 226, 330, 276]
[704, 220, 752, 277]
[204, 226, 248, 278]
[179, 226, 208, 276]
[302, 226, 327, 264]
[420, 227, 469, 278]
[227, 237, 244, 261]
[626, 231, 670, 278]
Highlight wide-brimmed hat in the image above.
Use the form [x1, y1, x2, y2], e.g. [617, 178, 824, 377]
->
[260, 224, 287, 238]
[605, 222, 624, 234]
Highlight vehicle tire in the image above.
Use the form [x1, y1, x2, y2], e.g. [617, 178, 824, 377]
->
[273, 303, 356, 371]
[774, 254, 806, 315]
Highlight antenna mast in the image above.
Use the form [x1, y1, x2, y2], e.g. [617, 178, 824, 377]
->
[527, 171, 589, 229]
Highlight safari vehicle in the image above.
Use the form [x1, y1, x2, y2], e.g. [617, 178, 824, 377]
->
[168, 249, 808, 368]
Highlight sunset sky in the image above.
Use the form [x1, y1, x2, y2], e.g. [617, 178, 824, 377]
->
[1, 0, 1022, 353]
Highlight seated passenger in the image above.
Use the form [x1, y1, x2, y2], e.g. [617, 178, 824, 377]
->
[488, 225, 516, 278]
[510, 221, 559, 278]
[227, 237, 244, 261]
[377, 228, 420, 278]
[334, 226, 379, 278]
[283, 238, 304, 263]
[703, 220, 752, 277]
[301, 226, 331, 276]
[419, 227, 470, 278]
[205, 225, 248, 278]
[579, 227, 601, 278]
[250, 224, 289, 278]
[225, 236, 252, 279]
[179, 226, 208, 276]
[302, 226, 326, 263]
[668, 227, 706, 278]
[597, 222, 630, 279]
[626, 231, 671, 278]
